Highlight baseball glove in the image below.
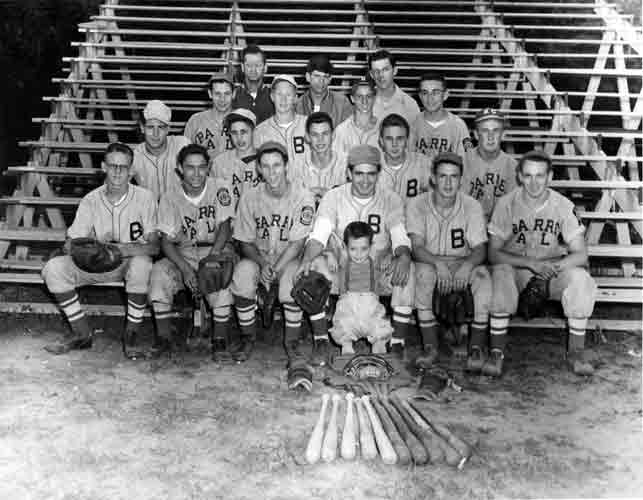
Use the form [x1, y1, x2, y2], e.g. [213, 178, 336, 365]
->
[517, 276, 550, 320]
[433, 284, 475, 326]
[287, 359, 313, 392]
[69, 237, 123, 273]
[290, 270, 331, 316]
[197, 252, 235, 295]
[343, 354, 395, 381]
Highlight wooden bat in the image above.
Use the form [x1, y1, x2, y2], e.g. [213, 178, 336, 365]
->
[305, 393, 330, 464]
[321, 393, 341, 463]
[340, 392, 358, 461]
[381, 398, 429, 465]
[371, 398, 411, 465]
[355, 398, 377, 460]
[389, 396, 445, 464]
[361, 395, 397, 465]
[400, 398, 463, 467]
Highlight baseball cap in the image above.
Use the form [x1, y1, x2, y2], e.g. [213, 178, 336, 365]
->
[433, 151, 463, 169]
[348, 144, 381, 167]
[474, 108, 505, 124]
[307, 54, 334, 75]
[257, 141, 288, 162]
[143, 100, 171, 124]
[225, 108, 257, 129]
[208, 70, 234, 86]
[271, 74, 298, 90]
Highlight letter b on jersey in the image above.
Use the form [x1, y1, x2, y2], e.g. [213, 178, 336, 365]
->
[451, 228, 464, 249]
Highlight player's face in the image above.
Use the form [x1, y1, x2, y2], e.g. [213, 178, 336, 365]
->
[380, 125, 408, 163]
[419, 80, 447, 113]
[347, 236, 371, 264]
[271, 81, 297, 114]
[243, 53, 266, 83]
[141, 118, 169, 150]
[103, 151, 132, 189]
[352, 85, 375, 114]
[229, 120, 254, 153]
[306, 121, 333, 155]
[476, 119, 504, 155]
[370, 58, 396, 91]
[259, 152, 287, 191]
[209, 82, 233, 113]
[180, 153, 210, 191]
[350, 163, 379, 198]
[306, 70, 331, 95]
[433, 162, 462, 200]
[519, 159, 551, 200]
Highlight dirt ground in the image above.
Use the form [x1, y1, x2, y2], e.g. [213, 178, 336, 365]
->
[0, 314, 641, 500]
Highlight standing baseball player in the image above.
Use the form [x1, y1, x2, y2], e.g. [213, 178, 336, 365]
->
[407, 152, 491, 370]
[41, 143, 159, 355]
[411, 72, 472, 159]
[295, 54, 353, 127]
[487, 150, 597, 376]
[230, 141, 315, 363]
[210, 108, 262, 207]
[462, 108, 517, 220]
[253, 75, 307, 178]
[369, 50, 420, 125]
[298, 144, 415, 363]
[149, 144, 236, 360]
[232, 44, 274, 124]
[184, 70, 235, 160]
[132, 100, 190, 200]
[333, 79, 381, 157]
[378, 113, 431, 201]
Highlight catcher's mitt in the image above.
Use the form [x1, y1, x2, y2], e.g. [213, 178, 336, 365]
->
[433, 284, 475, 326]
[69, 238, 122, 273]
[343, 354, 395, 381]
[290, 270, 331, 315]
[517, 276, 549, 320]
[198, 252, 235, 295]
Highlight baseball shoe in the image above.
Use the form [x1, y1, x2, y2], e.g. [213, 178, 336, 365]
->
[232, 335, 255, 362]
[311, 339, 330, 367]
[481, 348, 504, 376]
[415, 344, 438, 369]
[122, 329, 148, 360]
[466, 346, 487, 373]
[44, 332, 94, 355]
[147, 336, 171, 359]
[566, 350, 595, 376]
[211, 336, 232, 363]
[285, 339, 306, 365]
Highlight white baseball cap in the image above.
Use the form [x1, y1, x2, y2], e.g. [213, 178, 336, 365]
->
[143, 100, 171, 124]
[271, 74, 297, 90]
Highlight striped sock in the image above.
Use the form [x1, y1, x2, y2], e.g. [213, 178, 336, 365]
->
[392, 306, 413, 343]
[470, 321, 488, 349]
[152, 302, 175, 340]
[489, 313, 510, 352]
[54, 291, 91, 337]
[283, 302, 303, 345]
[567, 317, 588, 352]
[212, 305, 231, 338]
[310, 311, 328, 342]
[417, 309, 439, 347]
[126, 293, 147, 333]
[234, 295, 257, 339]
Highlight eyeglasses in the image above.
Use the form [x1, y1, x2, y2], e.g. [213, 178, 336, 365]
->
[419, 89, 445, 97]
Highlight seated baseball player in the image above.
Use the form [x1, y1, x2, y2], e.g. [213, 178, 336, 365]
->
[41, 142, 159, 355]
[230, 141, 315, 363]
[149, 144, 236, 361]
[210, 108, 262, 207]
[333, 79, 381, 156]
[487, 150, 598, 376]
[462, 108, 518, 221]
[407, 152, 491, 370]
[131, 100, 190, 200]
[295, 54, 353, 127]
[298, 144, 415, 365]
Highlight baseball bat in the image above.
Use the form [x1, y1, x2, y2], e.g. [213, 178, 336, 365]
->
[355, 398, 377, 460]
[321, 393, 341, 463]
[381, 399, 429, 465]
[340, 392, 358, 461]
[389, 396, 445, 464]
[361, 395, 397, 465]
[371, 398, 411, 466]
[400, 399, 463, 467]
[305, 393, 330, 464]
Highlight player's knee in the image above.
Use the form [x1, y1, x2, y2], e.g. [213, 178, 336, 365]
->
[561, 268, 597, 318]
[278, 260, 299, 303]
[124, 255, 153, 293]
[490, 264, 518, 314]
[230, 258, 259, 298]
[414, 262, 436, 310]
[41, 256, 76, 293]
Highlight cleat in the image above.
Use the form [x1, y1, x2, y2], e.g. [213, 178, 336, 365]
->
[211, 336, 232, 363]
[232, 336, 254, 362]
[481, 348, 504, 376]
[566, 350, 595, 376]
[44, 332, 93, 355]
[415, 344, 438, 369]
[311, 339, 330, 367]
[466, 346, 487, 373]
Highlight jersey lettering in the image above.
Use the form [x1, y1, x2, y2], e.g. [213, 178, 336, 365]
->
[130, 222, 144, 241]
[293, 136, 305, 154]
[367, 214, 381, 234]
[451, 228, 465, 249]
[406, 179, 418, 197]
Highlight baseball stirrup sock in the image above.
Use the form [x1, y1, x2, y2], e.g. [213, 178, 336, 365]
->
[567, 317, 588, 352]
[489, 313, 510, 351]
[212, 305, 231, 337]
[126, 293, 147, 332]
[283, 302, 303, 344]
[54, 291, 91, 337]
[152, 302, 174, 340]
[470, 321, 487, 348]
[392, 306, 413, 341]
[417, 309, 438, 347]
[234, 296, 257, 338]
[310, 311, 328, 341]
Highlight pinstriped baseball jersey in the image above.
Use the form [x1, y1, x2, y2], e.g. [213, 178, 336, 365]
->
[411, 111, 472, 158]
[332, 116, 381, 156]
[184, 109, 233, 160]
[406, 192, 487, 257]
[67, 184, 158, 244]
[253, 114, 307, 176]
[234, 183, 315, 265]
[462, 148, 518, 219]
[132, 135, 190, 200]
[210, 150, 262, 207]
[157, 177, 235, 268]
[294, 150, 348, 202]
[488, 188, 584, 260]
[379, 151, 432, 201]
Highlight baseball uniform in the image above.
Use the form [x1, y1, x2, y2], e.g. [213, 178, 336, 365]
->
[332, 116, 381, 156]
[411, 110, 472, 159]
[184, 109, 233, 160]
[379, 151, 432, 202]
[372, 84, 420, 125]
[293, 150, 348, 206]
[210, 149, 262, 207]
[131, 135, 190, 200]
[253, 114, 307, 178]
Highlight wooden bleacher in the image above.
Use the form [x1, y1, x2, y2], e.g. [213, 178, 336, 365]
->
[1, 0, 641, 329]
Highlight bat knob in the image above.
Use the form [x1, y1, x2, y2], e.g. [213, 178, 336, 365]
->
[332, 393, 341, 403]
[346, 392, 354, 402]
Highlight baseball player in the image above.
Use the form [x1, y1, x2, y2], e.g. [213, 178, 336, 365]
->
[462, 108, 518, 220]
[184, 70, 235, 160]
[298, 144, 415, 364]
[149, 144, 236, 360]
[232, 44, 274, 124]
[230, 141, 315, 363]
[407, 152, 491, 371]
[210, 108, 262, 207]
[488, 150, 597, 376]
[41, 143, 159, 355]
[369, 50, 420, 125]
[295, 54, 353, 127]
[333, 79, 381, 157]
[378, 113, 431, 201]
[131, 100, 190, 200]
[411, 72, 472, 159]
[253, 75, 307, 179]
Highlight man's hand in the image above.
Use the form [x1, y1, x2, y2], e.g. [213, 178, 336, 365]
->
[389, 252, 411, 287]
[528, 259, 559, 280]
[261, 263, 276, 284]
[325, 251, 339, 273]
[434, 260, 453, 294]
[295, 258, 313, 280]
[180, 263, 199, 296]
[452, 261, 473, 291]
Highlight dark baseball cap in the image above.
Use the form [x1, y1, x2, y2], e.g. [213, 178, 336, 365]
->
[257, 141, 288, 162]
[208, 70, 234, 87]
[307, 54, 334, 75]
[433, 151, 463, 169]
